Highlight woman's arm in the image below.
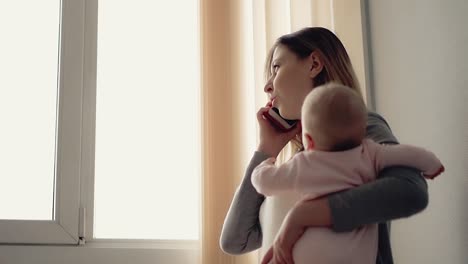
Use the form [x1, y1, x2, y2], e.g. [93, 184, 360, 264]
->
[329, 112, 428, 232]
[329, 166, 428, 231]
[219, 151, 268, 254]
[221, 105, 302, 255]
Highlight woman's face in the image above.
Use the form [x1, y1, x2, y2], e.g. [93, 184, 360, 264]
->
[264, 45, 314, 120]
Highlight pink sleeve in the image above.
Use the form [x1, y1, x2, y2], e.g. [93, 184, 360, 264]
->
[251, 157, 299, 196]
[372, 142, 443, 175]
[252, 154, 363, 198]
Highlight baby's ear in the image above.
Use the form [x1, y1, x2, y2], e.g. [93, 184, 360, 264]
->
[304, 133, 315, 150]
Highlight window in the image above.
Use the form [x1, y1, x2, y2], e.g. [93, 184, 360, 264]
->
[0, 0, 59, 222]
[0, 0, 82, 244]
[93, 0, 200, 240]
[0, 0, 200, 263]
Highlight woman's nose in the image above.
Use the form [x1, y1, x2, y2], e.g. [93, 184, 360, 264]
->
[264, 80, 273, 93]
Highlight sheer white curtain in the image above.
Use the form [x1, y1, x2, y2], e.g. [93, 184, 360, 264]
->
[200, 1, 365, 263]
[252, 0, 368, 115]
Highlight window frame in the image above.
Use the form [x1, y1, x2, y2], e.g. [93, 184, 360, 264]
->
[1, 1, 200, 262]
[80, 0, 201, 245]
[0, 0, 84, 245]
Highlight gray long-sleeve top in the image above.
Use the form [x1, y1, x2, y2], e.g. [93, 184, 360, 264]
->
[219, 112, 428, 264]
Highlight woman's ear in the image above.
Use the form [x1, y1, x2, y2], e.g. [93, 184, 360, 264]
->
[304, 133, 315, 150]
[308, 51, 324, 79]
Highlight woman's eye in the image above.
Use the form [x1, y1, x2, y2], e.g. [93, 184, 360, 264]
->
[272, 65, 279, 73]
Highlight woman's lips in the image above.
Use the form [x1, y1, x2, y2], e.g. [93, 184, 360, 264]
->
[267, 97, 275, 107]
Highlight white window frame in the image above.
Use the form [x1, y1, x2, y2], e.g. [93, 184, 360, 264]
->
[0, 0, 84, 245]
[0, 0, 200, 263]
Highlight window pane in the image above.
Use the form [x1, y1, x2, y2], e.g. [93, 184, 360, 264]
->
[0, 1, 60, 220]
[95, 1, 200, 239]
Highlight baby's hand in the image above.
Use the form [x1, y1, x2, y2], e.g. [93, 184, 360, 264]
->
[423, 165, 445, 180]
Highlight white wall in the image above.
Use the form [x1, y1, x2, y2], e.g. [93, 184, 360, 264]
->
[364, 0, 468, 263]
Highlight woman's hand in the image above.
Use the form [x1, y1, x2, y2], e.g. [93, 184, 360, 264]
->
[256, 103, 301, 158]
[260, 197, 332, 264]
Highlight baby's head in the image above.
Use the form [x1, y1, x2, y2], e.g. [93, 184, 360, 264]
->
[301, 82, 367, 151]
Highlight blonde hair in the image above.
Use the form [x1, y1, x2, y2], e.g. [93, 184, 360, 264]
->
[264, 27, 363, 160]
[301, 83, 367, 151]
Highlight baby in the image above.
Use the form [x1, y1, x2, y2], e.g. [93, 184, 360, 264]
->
[252, 82, 444, 264]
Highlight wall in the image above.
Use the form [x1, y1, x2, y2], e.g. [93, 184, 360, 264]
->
[333, 0, 369, 105]
[364, 0, 468, 263]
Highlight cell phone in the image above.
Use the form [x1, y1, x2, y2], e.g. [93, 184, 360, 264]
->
[263, 107, 298, 132]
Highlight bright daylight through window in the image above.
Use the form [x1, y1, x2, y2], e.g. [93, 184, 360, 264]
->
[94, 0, 200, 240]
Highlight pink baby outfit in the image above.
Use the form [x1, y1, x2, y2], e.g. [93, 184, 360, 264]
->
[252, 139, 443, 264]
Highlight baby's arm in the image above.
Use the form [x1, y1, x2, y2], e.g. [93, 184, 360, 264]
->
[252, 154, 357, 197]
[373, 142, 445, 179]
[251, 157, 299, 196]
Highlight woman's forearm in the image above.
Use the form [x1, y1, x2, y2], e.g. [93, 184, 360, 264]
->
[220, 151, 269, 254]
[291, 166, 428, 231]
[328, 166, 428, 232]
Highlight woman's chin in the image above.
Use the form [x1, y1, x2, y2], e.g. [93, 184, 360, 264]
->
[279, 110, 296, 120]
[277, 106, 298, 120]
[284, 115, 297, 121]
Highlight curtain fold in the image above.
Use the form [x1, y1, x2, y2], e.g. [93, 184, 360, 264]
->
[200, 0, 254, 263]
[200, 1, 365, 263]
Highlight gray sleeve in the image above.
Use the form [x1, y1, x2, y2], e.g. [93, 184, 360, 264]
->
[328, 112, 429, 232]
[219, 151, 270, 255]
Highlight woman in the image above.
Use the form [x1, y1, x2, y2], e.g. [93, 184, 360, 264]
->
[220, 27, 428, 264]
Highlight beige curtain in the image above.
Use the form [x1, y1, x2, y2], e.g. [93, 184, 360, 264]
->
[200, 1, 366, 264]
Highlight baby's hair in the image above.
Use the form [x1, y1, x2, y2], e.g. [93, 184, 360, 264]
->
[302, 82, 367, 151]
